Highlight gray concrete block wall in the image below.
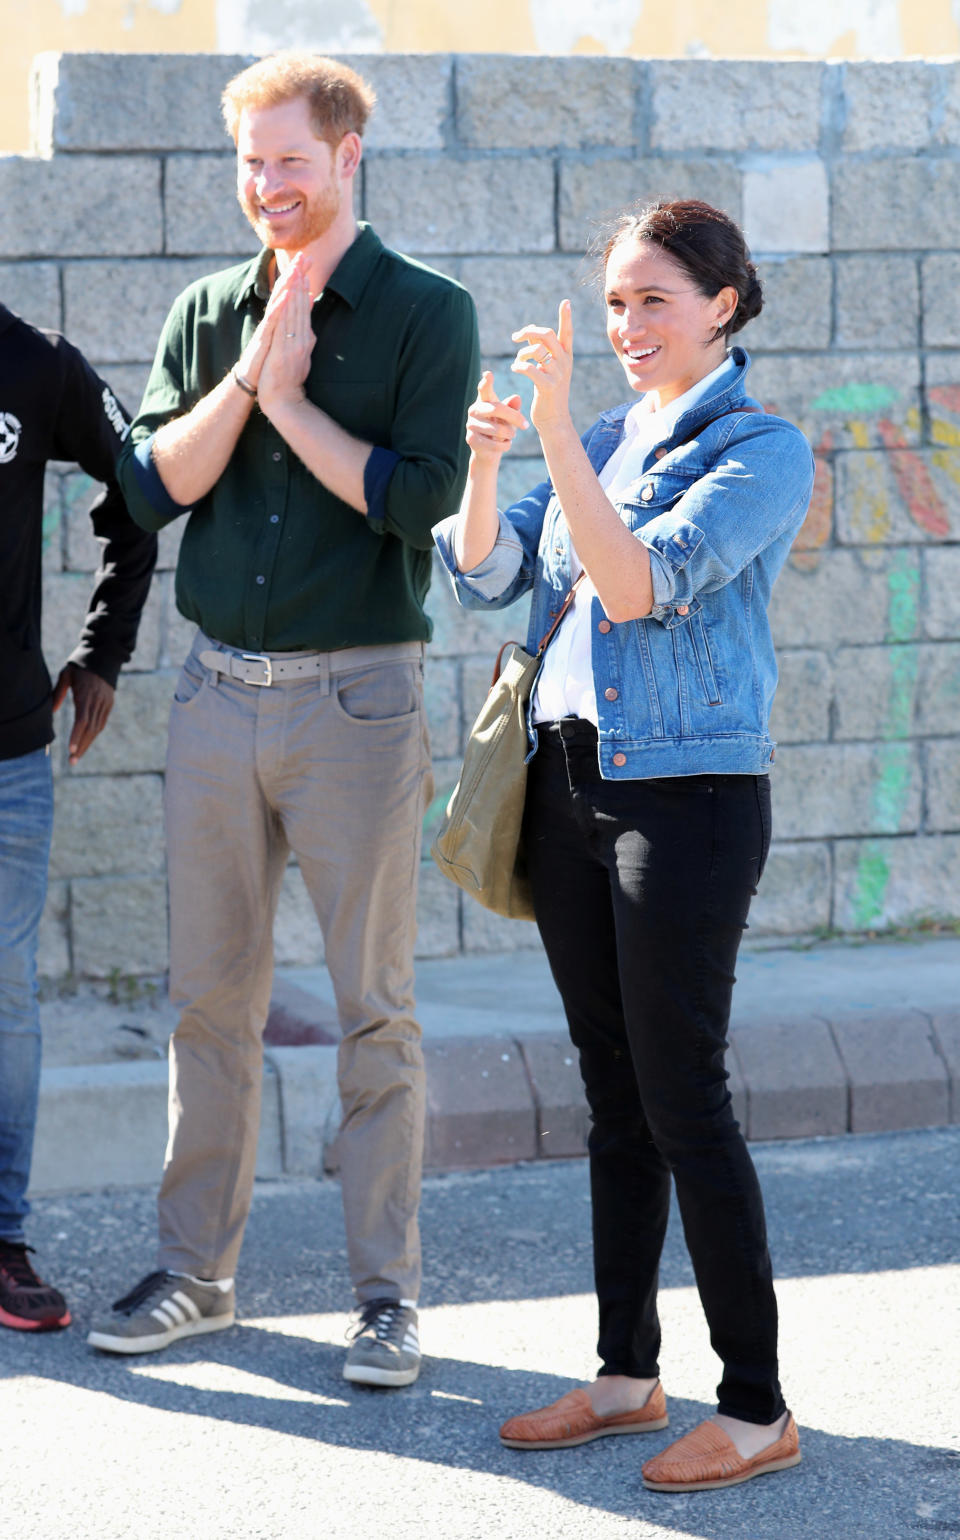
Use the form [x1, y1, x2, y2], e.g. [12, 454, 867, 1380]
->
[8, 52, 960, 979]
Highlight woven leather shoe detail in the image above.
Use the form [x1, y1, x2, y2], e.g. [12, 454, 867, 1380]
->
[642, 1413, 801, 1491]
[500, 1382, 668, 1449]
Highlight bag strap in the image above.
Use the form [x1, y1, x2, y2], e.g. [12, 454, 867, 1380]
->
[489, 403, 764, 685]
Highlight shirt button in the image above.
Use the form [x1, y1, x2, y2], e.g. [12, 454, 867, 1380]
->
[640, 484, 654, 502]
[598, 619, 611, 634]
[612, 752, 627, 767]
[270, 515, 279, 524]
[256, 575, 265, 585]
[272, 451, 282, 462]
[604, 687, 618, 702]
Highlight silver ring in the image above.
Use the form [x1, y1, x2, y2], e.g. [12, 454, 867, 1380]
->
[284, 332, 296, 338]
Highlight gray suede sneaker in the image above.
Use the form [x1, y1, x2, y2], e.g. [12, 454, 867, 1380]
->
[343, 1298, 420, 1387]
[87, 1270, 235, 1354]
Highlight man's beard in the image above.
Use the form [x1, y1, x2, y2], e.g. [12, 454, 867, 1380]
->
[240, 182, 341, 252]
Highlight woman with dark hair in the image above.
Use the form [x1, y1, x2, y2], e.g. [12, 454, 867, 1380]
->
[434, 200, 814, 1493]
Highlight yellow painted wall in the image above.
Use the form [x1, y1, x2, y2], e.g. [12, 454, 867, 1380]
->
[6, 0, 960, 153]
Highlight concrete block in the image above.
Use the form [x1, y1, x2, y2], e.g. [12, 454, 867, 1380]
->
[63, 257, 229, 364]
[747, 258, 831, 353]
[925, 740, 960, 833]
[914, 644, 960, 736]
[768, 649, 832, 744]
[790, 454, 833, 562]
[348, 55, 451, 152]
[423, 1035, 537, 1169]
[747, 351, 921, 451]
[423, 656, 460, 757]
[558, 157, 742, 255]
[516, 1035, 588, 1158]
[265, 979, 339, 1048]
[165, 158, 259, 258]
[266, 1044, 340, 1178]
[835, 256, 919, 351]
[70, 874, 169, 977]
[770, 549, 918, 650]
[833, 159, 960, 251]
[37, 880, 70, 979]
[366, 156, 555, 255]
[42, 470, 64, 576]
[50, 773, 165, 879]
[774, 743, 921, 839]
[498, 455, 548, 506]
[457, 56, 636, 150]
[749, 841, 832, 936]
[0, 261, 61, 330]
[415, 859, 461, 959]
[923, 548, 960, 641]
[650, 61, 823, 153]
[460, 254, 602, 356]
[743, 159, 828, 255]
[63, 472, 106, 573]
[921, 255, 960, 347]
[29, 1059, 281, 1194]
[32, 52, 240, 153]
[426, 549, 531, 658]
[833, 835, 960, 931]
[89, 363, 152, 421]
[935, 61, 960, 147]
[731, 1017, 848, 1139]
[828, 1009, 949, 1133]
[833, 644, 920, 742]
[460, 655, 500, 744]
[461, 899, 545, 955]
[836, 451, 959, 547]
[0, 155, 162, 259]
[929, 1009, 960, 1121]
[273, 864, 325, 967]
[841, 63, 933, 152]
[568, 353, 632, 437]
[67, 671, 174, 778]
[727, 1041, 748, 1132]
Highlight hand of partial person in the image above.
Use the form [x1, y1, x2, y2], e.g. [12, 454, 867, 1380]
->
[511, 299, 574, 434]
[256, 256, 316, 414]
[236, 253, 313, 395]
[465, 372, 528, 463]
[52, 663, 116, 766]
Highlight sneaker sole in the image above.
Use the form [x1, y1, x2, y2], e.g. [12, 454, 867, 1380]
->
[0, 1304, 71, 1332]
[86, 1311, 235, 1355]
[342, 1360, 421, 1388]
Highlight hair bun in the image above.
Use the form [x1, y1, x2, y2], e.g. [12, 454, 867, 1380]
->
[731, 263, 763, 333]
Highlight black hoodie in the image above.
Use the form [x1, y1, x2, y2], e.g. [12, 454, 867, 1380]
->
[0, 304, 157, 760]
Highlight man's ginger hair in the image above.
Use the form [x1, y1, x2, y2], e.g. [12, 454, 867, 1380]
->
[222, 52, 376, 144]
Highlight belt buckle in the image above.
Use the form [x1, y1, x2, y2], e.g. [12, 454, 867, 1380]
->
[241, 652, 273, 687]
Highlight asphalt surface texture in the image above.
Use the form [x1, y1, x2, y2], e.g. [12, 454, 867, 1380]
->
[4, 1127, 959, 1540]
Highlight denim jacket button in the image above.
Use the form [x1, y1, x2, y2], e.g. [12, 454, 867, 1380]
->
[654, 447, 667, 460]
[640, 484, 654, 501]
[612, 752, 627, 767]
[604, 687, 618, 701]
[598, 619, 612, 634]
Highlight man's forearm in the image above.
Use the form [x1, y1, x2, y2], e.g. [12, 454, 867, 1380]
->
[152, 371, 255, 507]
[263, 394, 372, 513]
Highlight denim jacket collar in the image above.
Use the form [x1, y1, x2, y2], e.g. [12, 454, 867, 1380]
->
[588, 346, 752, 473]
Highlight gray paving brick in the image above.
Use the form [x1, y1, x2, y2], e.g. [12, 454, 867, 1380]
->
[923, 548, 960, 641]
[925, 740, 960, 833]
[774, 743, 921, 839]
[415, 860, 461, 960]
[558, 157, 743, 254]
[650, 61, 823, 152]
[833, 158, 960, 250]
[841, 63, 933, 152]
[0, 261, 61, 330]
[66, 671, 176, 778]
[743, 159, 828, 255]
[366, 156, 555, 255]
[423, 1036, 537, 1169]
[828, 1009, 949, 1133]
[517, 1035, 588, 1159]
[748, 351, 921, 452]
[266, 1045, 339, 1178]
[929, 1009, 960, 1121]
[273, 865, 324, 968]
[69, 874, 169, 977]
[0, 155, 162, 258]
[768, 649, 832, 744]
[770, 549, 920, 651]
[63, 258, 226, 364]
[750, 841, 832, 936]
[33, 52, 241, 153]
[835, 256, 919, 350]
[748, 258, 831, 353]
[165, 157, 259, 258]
[457, 56, 636, 149]
[921, 254, 960, 347]
[836, 451, 960, 547]
[731, 1017, 848, 1139]
[50, 774, 165, 880]
[459, 254, 604, 355]
[833, 834, 960, 931]
[426, 549, 531, 659]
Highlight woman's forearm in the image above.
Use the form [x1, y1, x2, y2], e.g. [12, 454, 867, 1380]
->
[539, 418, 654, 623]
[453, 453, 502, 572]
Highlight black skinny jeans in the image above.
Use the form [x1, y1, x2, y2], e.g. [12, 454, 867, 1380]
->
[523, 718, 785, 1425]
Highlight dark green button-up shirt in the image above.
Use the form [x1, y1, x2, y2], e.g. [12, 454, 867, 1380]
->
[118, 223, 480, 652]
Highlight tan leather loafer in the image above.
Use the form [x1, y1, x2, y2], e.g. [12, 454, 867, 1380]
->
[642, 1413, 801, 1491]
[499, 1381, 669, 1450]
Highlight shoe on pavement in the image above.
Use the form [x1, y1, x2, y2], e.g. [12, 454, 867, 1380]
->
[499, 1382, 669, 1450]
[0, 1240, 71, 1331]
[641, 1413, 801, 1492]
[343, 1298, 420, 1387]
[87, 1270, 235, 1354]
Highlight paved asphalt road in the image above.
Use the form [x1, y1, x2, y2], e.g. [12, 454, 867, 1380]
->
[4, 1129, 959, 1540]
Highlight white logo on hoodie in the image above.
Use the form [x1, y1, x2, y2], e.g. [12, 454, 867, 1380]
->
[0, 411, 22, 464]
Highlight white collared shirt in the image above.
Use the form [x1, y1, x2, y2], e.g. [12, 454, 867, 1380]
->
[531, 357, 737, 726]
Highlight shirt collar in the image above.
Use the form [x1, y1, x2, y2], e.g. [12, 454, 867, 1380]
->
[234, 223, 383, 313]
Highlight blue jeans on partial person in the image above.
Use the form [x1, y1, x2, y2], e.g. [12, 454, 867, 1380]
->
[0, 747, 54, 1244]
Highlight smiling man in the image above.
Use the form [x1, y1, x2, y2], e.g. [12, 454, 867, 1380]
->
[87, 54, 479, 1387]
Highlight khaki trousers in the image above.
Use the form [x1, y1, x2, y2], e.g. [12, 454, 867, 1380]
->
[158, 630, 432, 1302]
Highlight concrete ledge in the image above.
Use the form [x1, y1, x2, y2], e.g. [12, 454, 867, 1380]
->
[929, 1009, 960, 1122]
[517, 1035, 588, 1158]
[423, 1037, 537, 1170]
[266, 1045, 340, 1178]
[731, 1016, 848, 1140]
[828, 1009, 950, 1133]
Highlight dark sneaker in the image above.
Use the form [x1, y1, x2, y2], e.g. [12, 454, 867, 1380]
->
[0, 1241, 71, 1331]
[343, 1298, 421, 1387]
[86, 1270, 235, 1354]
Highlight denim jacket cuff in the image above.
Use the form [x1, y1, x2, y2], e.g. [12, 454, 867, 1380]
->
[433, 509, 524, 602]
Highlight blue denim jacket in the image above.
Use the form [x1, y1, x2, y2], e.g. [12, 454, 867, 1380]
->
[434, 347, 815, 779]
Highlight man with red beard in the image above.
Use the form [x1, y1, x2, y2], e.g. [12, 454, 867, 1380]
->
[88, 53, 479, 1388]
